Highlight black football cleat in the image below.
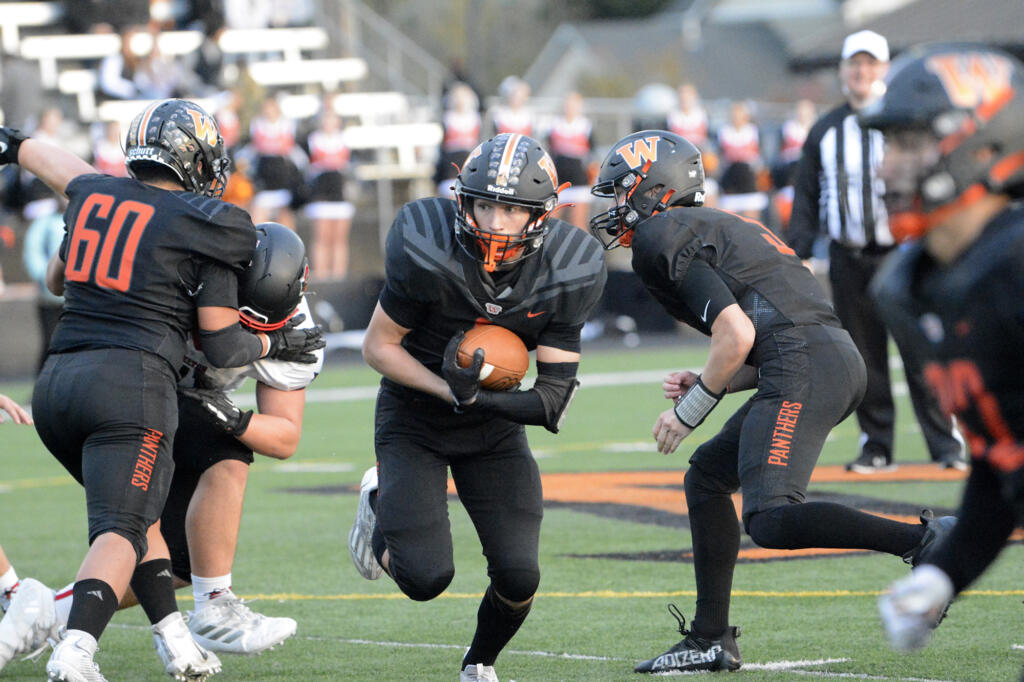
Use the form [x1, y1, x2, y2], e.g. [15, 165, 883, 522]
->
[634, 604, 741, 674]
[903, 510, 957, 567]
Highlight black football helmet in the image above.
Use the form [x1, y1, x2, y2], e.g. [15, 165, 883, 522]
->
[453, 133, 560, 272]
[238, 222, 309, 331]
[124, 99, 230, 198]
[860, 43, 1024, 241]
[590, 130, 705, 249]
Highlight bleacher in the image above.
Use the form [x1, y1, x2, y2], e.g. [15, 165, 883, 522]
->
[2, 2, 440, 188]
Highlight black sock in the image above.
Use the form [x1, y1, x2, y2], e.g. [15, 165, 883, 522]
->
[748, 502, 925, 556]
[67, 579, 119, 641]
[129, 559, 178, 625]
[689, 496, 740, 637]
[462, 586, 532, 668]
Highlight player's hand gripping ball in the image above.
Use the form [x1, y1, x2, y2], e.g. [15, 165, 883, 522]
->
[457, 324, 529, 390]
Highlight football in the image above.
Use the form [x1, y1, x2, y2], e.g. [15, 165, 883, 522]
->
[457, 324, 529, 391]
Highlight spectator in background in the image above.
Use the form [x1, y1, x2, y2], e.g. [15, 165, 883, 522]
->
[91, 120, 128, 177]
[787, 30, 966, 473]
[667, 83, 709, 151]
[546, 91, 594, 230]
[215, 90, 245, 151]
[97, 26, 148, 100]
[23, 200, 66, 374]
[304, 107, 355, 280]
[433, 82, 480, 198]
[716, 101, 765, 219]
[772, 99, 816, 232]
[491, 76, 533, 136]
[248, 95, 306, 228]
[20, 107, 65, 222]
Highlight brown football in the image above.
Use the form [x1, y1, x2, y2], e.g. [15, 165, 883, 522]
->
[457, 324, 529, 390]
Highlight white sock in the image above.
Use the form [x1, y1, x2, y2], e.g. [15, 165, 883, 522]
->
[0, 566, 18, 612]
[54, 582, 75, 628]
[191, 573, 232, 610]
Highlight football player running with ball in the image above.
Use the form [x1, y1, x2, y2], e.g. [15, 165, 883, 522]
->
[863, 44, 1024, 655]
[588, 130, 954, 674]
[350, 133, 606, 682]
[0, 99, 322, 682]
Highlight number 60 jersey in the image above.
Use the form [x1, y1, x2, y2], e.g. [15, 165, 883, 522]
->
[49, 173, 257, 371]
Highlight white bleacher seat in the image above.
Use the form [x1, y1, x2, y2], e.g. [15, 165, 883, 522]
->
[331, 92, 408, 125]
[0, 2, 62, 54]
[217, 27, 328, 61]
[128, 30, 204, 58]
[20, 33, 120, 88]
[247, 58, 367, 89]
[96, 97, 220, 129]
[57, 69, 99, 120]
[345, 122, 442, 179]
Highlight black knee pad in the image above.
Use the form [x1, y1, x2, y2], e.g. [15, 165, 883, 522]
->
[684, 461, 733, 511]
[746, 506, 797, 549]
[490, 566, 540, 604]
[395, 565, 455, 602]
[488, 584, 534, 620]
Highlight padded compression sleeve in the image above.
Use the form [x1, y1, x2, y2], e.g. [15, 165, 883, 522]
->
[199, 323, 264, 368]
[471, 362, 580, 433]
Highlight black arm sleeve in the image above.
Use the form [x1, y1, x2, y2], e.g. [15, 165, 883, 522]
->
[470, 361, 580, 433]
[675, 257, 737, 328]
[198, 323, 264, 368]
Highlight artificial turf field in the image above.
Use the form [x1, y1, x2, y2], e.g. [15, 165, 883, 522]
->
[1, 340, 1021, 681]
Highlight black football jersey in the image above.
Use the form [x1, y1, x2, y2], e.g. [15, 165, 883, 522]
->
[630, 207, 840, 351]
[49, 174, 256, 370]
[872, 207, 1024, 471]
[379, 197, 606, 374]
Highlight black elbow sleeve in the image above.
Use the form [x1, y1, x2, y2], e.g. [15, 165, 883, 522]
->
[198, 323, 264, 368]
[473, 372, 580, 434]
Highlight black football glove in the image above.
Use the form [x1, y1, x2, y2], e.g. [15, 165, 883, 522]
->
[0, 127, 28, 165]
[442, 330, 484, 410]
[264, 313, 326, 364]
[180, 386, 253, 436]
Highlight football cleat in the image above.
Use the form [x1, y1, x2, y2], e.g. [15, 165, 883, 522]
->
[845, 451, 897, 474]
[460, 662, 499, 682]
[152, 612, 221, 681]
[0, 577, 60, 670]
[902, 510, 957, 567]
[349, 465, 383, 580]
[634, 604, 741, 673]
[188, 591, 296, 655]
[879, 564, 955, 651]
[46, 629, 107, 682]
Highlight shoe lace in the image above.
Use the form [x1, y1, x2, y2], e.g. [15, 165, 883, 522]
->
[667, 603, 691, 638]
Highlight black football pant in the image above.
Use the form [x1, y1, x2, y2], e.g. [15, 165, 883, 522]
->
[829, 242, 962, 461]
[33, 349, 178, 560]
[373, 386, 543, 604]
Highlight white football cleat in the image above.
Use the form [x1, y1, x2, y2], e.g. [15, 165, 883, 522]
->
[0, 577, 60, 670]
[46, 629, 107, 682]
[460, 663, 499, 682]
[349, 465, 383, 580]
[188, 591, 297, 655]
[879, 564, 955, 651]
[152, 612, 221, 680]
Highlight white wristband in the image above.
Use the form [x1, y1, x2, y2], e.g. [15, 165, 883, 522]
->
[673, 377, 722, 428]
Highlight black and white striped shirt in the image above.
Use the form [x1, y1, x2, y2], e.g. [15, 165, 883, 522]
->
[788, 103, 892, 257]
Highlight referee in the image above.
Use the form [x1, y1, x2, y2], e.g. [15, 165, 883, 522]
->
[787, 30, 965, 473]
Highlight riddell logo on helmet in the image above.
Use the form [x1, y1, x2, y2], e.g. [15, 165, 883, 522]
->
[616, 136, 660, 169]
[487, 185, 516, 195]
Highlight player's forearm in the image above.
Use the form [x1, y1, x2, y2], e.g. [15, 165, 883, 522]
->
[702, 307, 755, 394]
[237, 413, 301, 459]
[17, 138, 97, 197]
[364, 341, 450, 402]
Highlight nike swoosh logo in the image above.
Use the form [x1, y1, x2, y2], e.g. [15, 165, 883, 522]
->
[699, 299, 711, 323]
[527, 311, 546, 318]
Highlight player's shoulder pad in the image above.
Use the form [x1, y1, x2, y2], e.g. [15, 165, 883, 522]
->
[540, 217, 605, 278]
[64, 173, 115, 197]
[171, 191, 253, 229]
[869, 241, 921, 306]
[385, 197, 461, 279]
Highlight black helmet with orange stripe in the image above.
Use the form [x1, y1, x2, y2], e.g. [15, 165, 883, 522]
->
[453, 133, 560, 272]
[238, 222, 309, 331]
[589, 130, 705, 249]
[860, 43, 1024, 241]
[124, 99, 230, 198]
